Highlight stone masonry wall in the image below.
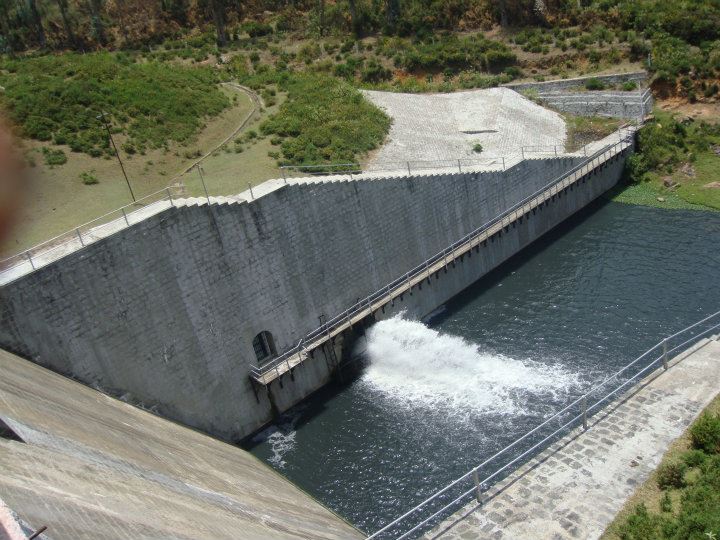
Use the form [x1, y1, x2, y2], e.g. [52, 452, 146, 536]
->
[0, 153, 630, 441]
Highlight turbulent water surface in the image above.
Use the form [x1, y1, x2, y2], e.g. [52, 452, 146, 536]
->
[246, 200, 720, 534]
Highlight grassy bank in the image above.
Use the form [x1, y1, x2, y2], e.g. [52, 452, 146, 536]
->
[602, 392, 720, 539]
[606, 110, 720, 211]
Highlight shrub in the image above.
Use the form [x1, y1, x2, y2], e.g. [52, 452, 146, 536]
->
[660, 491, 672, 513]
[622, 81, 638, 91]
[472, 143, 483, 153]
[42, 147, 67, 167]
[0, 53, 228, 159]
[585, 77, 606, 90]
[681, 449, 708, 467]
[617, 504, 662, 539]
[241, 22, 273, 38]
[361, 59, 391, 82]
[690, 412, 720, 453]
[79, 170, 99, 185]
[656, 461, 687, 489]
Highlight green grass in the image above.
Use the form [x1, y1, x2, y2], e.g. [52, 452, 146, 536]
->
[5, 85, 259, 255]
[565, 115, 623, 152]
[0, 52, 229, 158]
[602, 394, 720, 540]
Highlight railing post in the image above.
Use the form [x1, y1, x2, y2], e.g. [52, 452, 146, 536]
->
[472, 468, 482, 503]
[121, 208, 130, 226]
[166, 187, 174, 207]
[554, 145, 558, 156]
[458, 159, 462, 173]
[502, 156, 506, 171]
[521, 147, 525, 159]
[76, 228, 84, 247]
[582, 397, 588, 430]
[26, 252, 35, 270]
[407, 161, 411, 176]
[196, 165, 211, 205]
[248, 183, 254, 200]
[662, 338, 669, 370]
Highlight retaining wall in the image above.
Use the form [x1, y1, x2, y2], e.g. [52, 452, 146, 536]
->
[0, 149, 629, 441]
[503, 71, 648, 93]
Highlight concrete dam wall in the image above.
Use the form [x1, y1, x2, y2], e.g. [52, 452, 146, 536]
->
[0, 138, 632, 441]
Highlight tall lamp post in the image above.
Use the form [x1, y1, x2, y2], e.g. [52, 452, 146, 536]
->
[97, 111, 136, 202]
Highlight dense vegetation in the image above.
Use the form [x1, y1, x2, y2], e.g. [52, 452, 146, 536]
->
[625, 112, 720, 185]
[231, 68, 390, 164]
[0, 52, 228, 157]
[615, 410, 720, 539]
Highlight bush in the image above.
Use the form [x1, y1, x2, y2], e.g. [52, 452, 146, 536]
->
[472, 143, 483, 153]
[361, 59, 391, 83]
[79, 170, 99, 185]
[681, 449, 708, 467]
[258, 73, 390, 165]
[690, 412, 720, 453]
[617, 504, 662, 539]
[656, 461, 687, 490]
[585, 77, 606, 90]
[42, 147, 67, 167]
[0, 53, 228, 158]
[241, 22, 273, 38]
[622, 81, 638, 91]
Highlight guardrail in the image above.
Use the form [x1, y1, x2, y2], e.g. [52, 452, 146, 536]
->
[0, 184, 184, 280]
[366, 309, 720, 539]
[250, 127, 636, 380]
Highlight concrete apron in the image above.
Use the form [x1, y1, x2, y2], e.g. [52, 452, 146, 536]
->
[426, 336, 720, 540]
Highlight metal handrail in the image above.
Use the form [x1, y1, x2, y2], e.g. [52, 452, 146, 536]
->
[279, 144, 572, 177]
[250, 128, 636, 377]
[367, 309, 720, 539]
[0, 184, 184, 274]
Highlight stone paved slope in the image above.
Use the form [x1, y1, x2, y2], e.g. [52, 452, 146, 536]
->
[429, 337, 720, 540]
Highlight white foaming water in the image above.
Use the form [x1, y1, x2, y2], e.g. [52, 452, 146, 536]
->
[361, 315, 580, 419]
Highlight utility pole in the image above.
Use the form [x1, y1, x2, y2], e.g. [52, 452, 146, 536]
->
[97, 111, 135, 202]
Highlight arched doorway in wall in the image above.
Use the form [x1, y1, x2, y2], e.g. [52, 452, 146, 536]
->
[252, 331, 277, 364]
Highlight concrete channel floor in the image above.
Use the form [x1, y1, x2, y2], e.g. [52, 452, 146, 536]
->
[0, 349, 362, 540]
[428, 336, 720, 540]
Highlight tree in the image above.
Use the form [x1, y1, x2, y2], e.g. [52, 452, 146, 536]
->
[317, 0, 325, 36]
[385, 0, 400, 33]
[87, 0, 107, 45]
[348, 0, 358, 36]
[56, 0, 77, 48]
[27, 0, 46, 47]
[210, 0, 227, 47]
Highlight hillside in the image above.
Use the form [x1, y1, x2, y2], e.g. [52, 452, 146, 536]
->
[1, 0, 720, 255]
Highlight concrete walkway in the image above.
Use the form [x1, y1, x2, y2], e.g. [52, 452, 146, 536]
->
[428, 336, 720, 540]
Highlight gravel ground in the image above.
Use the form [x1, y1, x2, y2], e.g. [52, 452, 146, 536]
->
[363, 88, 567, 167]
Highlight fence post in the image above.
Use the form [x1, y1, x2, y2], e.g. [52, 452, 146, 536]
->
[76, 228, 84, 247]
[196, 165, 211, 205]
[458, 159, 462, 173]
[166, 187, 174, 207]
[502, 156, 506, 171]
[407, 161, 411, 176]
[582, 397, 588, 430]
[554, 145, 558, 156]
[121, 208, 130, 226]
[248, 183, 254, 200]
[521, 147, 525, 159]
[472, 468, 482, 503]
[26, 252, 35, 270]
[662, 338, 669, 370]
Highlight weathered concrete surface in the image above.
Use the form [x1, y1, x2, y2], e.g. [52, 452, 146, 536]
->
[0, 348, 362, 540]
[362, 88, 566, 165]
[428, 336, 720, 540]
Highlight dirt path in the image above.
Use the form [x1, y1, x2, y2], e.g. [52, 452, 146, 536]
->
[173, 83, 264, 182]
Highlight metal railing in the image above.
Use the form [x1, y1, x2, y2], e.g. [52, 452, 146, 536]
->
[366, 309, 720, 539]
[0, 184, 184, 280]
[279, 144, 575, 178]
[250, 128, 636, 379]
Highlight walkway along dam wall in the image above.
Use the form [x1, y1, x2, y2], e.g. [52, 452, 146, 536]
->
[0, 131, 634, 441]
